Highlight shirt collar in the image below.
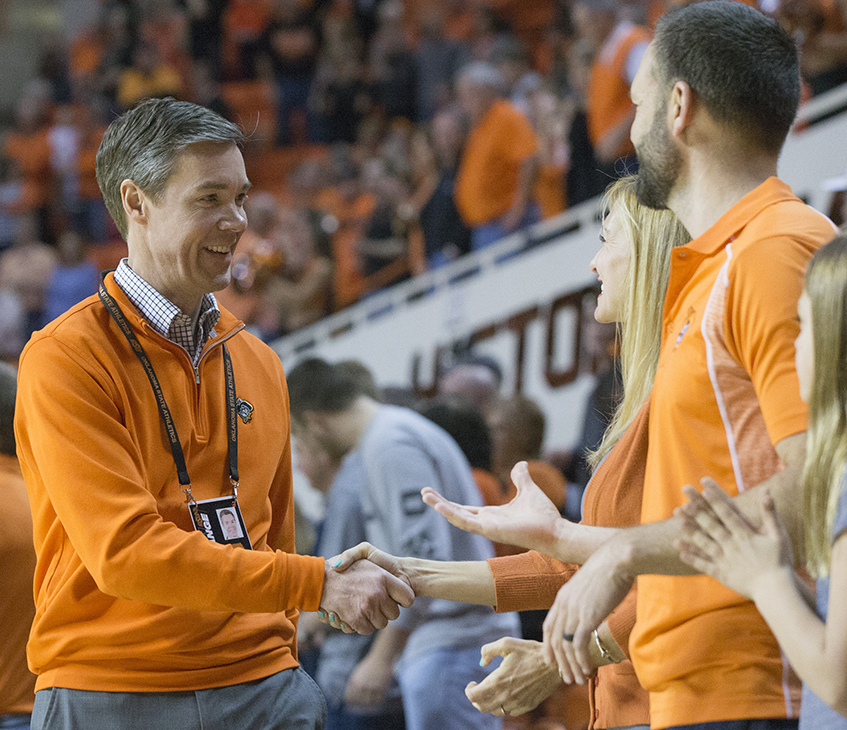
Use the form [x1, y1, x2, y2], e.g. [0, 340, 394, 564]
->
[113, 259, 220, 361]
[685, 177, 801, 255]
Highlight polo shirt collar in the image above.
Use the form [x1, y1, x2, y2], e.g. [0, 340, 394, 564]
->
[685, 177, 799, 255]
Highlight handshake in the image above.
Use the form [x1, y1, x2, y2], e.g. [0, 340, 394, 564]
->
[314, 461, 568, 635]
[317, 543, 417, 635]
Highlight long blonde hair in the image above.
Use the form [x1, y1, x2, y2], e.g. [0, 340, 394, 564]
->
[588, 175, 690, 469]
[802, 234, 847, 576]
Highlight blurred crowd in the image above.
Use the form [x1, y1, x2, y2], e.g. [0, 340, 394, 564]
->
[292, 345, 621, 730]
[2, 0, 847, 359]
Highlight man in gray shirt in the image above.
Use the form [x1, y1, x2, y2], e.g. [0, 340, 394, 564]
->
[304, 444, 405, 729]
[287, 358, 518, 730]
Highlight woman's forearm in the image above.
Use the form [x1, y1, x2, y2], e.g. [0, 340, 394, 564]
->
[402, 557, 497, 605]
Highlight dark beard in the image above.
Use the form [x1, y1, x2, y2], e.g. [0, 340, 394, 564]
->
[634, 104, 681, 210]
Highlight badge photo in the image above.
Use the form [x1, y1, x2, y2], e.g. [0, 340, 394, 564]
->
[188, 496, 253, 549]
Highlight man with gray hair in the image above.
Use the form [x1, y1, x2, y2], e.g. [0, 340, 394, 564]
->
[15, 97, 413, 730]
[454, 61, 540, 251]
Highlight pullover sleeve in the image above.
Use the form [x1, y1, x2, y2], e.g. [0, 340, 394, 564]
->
[16, 335, 326, 616]
[488, 550, 577, 613]
[489, 551, 637, 658]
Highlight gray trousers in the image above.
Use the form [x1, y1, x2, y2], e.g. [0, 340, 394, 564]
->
[31, 667, 326, 730]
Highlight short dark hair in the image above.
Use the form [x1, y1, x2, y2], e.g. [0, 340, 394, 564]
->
[287, 358, 368, 420]
[494, 395, 545, 460]
[336, 360, 380, 400]
[418, 395, 493, 470]
[96, 97, 245, 239]
[0, 362, 16, 457]
[653, 1, 800, 154]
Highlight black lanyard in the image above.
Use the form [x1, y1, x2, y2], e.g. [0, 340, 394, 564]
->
[98, 279, 239, 505]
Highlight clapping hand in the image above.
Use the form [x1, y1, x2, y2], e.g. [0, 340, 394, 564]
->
[675, 479, 793, 601]
[541, 541, 633, 684]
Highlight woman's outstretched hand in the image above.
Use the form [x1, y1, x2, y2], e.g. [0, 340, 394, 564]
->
[421, 461, 566, 554]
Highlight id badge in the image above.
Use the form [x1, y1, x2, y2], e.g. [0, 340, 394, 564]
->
[188, 496, 253, 549]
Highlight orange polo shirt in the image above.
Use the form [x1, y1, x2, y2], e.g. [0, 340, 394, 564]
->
[632, 178, 837, 728]
[455, 100, 538, 227]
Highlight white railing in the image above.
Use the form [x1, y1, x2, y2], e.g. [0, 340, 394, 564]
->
[272, 83, 847, 449]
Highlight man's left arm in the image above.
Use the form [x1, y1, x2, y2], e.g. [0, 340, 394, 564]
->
[344, 623, 410, 711]
[542, 432, 806, 683]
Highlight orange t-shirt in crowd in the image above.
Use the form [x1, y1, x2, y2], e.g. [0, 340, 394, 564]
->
[116, 64, 184, 110]
[535, 162, 567, 219]
[632, 178, 837, 728]
[0, 454, 37, 715]
[224, 0, 272, 37]
[69, 31, 103, 78]
[315, 188, 375, 308]
[222, 0, 272, 73]
[16, 274, 326, 694]
[213, 226, 281, 326]
[819, 0, 847, 31]
[484, 0, 555, 47]
[648, 0, 757, 29]
[586, 22, 651, 160]
[455, 99, 539, 227]
[214, 282, 262, 326]
[3, 128, 52, 210]
[488, 401, 651, 730]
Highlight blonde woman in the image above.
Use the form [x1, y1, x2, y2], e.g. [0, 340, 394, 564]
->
[330, 174, 689, 730]
[677, 235, 847, 729]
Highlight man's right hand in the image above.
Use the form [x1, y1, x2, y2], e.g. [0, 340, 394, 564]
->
[319, 556, 414, 635]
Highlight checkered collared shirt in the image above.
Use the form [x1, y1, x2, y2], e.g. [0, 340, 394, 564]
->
[114, 259, 220, 367]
